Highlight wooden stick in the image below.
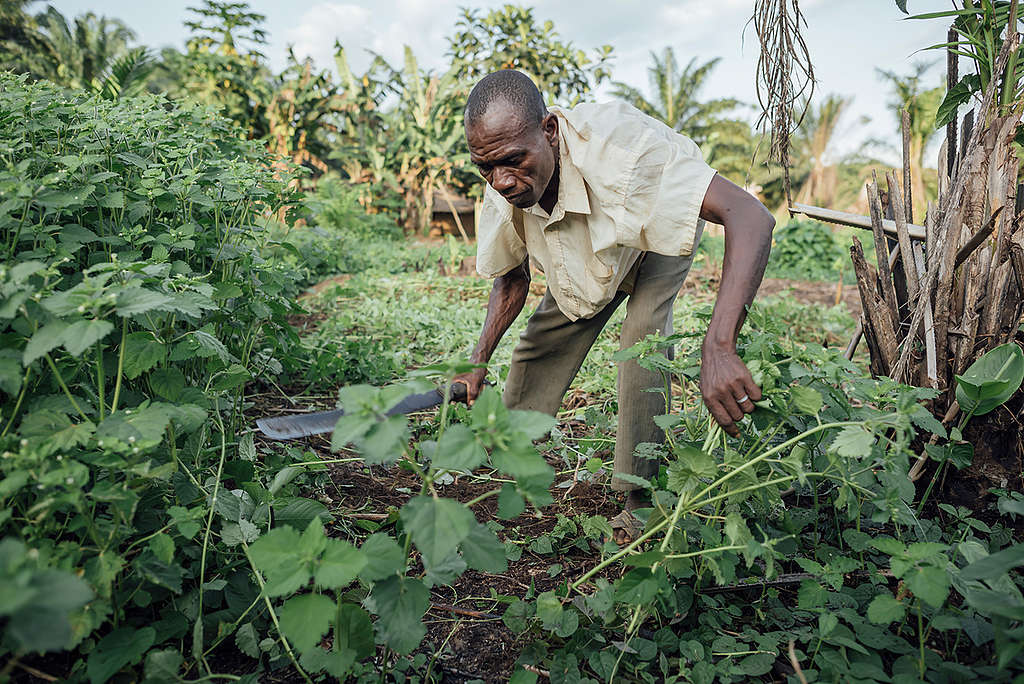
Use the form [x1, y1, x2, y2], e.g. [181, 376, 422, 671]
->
[902, 109, 914, 224]
[790, 202, 926, 240]
[868, 177, 901, 329]
[844, 245, 902, 361]
[954, 207, 1003, 270]
[946, 26, 959, 180]
[914, 244, 938, 387]
[439, 184, 471, 245]
[851, 237, 898, 374]
[887, 171, 920, 300]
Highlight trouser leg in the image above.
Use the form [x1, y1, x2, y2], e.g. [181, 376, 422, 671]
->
[504, 288, 626, 414]
[611, 252, 697, 491]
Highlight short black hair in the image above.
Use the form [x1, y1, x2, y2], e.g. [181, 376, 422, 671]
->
[464, 70, 547, 129]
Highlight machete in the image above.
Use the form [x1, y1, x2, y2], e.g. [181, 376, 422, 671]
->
[256, 383, 469, 440]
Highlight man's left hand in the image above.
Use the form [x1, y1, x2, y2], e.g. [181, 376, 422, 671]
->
[699, 346, 762, 437]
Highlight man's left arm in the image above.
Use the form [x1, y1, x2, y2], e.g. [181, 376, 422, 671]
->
[698, 174, 775, 437]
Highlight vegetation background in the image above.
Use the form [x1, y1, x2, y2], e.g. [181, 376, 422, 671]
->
[0, 1, 1022, 683]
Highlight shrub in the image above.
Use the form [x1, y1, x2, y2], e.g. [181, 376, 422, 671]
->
[768, 218, 848, 282]
[0, 73, 317, 675]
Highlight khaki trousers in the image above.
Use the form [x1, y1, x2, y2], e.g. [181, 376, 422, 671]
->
[503, 251, 697, 491]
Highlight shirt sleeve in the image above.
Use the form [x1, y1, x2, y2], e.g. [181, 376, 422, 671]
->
[615, 126, 717, 258]
[475, 186, 528, 278]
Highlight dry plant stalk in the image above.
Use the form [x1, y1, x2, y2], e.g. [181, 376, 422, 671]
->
[752, 0, 815, 205]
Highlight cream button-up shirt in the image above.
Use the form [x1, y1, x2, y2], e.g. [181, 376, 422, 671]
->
[475, 101, 717, 321]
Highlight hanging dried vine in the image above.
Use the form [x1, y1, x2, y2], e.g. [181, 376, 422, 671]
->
[752, 0, 816, 206]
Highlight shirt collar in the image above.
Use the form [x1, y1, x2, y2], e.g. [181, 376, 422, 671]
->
[524, 122, 591, 221]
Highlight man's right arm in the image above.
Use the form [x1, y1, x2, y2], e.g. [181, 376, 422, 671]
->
[454, 257, 531, 402]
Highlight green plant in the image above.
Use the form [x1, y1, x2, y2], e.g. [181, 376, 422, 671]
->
[243, 366, 557, 679]
[0, 73, 321, 679]
[768, 219, 848, 281]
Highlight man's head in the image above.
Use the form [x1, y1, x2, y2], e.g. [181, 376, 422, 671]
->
[464, 70, 559, 209]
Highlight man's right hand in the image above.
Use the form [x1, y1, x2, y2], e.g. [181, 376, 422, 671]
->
[452, 368, 488, 405]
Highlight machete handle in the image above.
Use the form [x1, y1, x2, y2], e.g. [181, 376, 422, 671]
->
[446, 378, 493, 404]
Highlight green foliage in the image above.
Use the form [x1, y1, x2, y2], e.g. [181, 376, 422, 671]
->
[955, 342, 1024, 417]
[447, 5, 613, 105]
[0, 74, 328, 677]
[768, 219, 849, 281]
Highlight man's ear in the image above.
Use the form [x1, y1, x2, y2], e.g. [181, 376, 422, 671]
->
[541, 112, 558, 147]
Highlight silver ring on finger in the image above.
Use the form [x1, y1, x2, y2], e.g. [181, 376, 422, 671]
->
[737, 394, 750, 404]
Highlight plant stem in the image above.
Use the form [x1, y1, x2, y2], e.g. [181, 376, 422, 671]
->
[242, 542, 314, 684]
[464, 488, 501, 508]
[195, 414, 228, 674]
[1, 367, 31, 438]
[96, 342, 105, 420]
[45, 354, 88, 421]
[110, 323, 127, 413]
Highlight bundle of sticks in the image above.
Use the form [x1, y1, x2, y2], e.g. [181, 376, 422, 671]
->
[846, 39, 1023, 412]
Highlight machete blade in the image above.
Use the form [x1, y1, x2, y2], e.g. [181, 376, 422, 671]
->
[255, 384, 468, 440]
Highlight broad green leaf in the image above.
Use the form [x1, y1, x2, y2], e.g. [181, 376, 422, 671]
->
[0, 351, 22, 396]
[400, 496, 475, 568]
[115, 287, 172, 316]
[535, 590, 578, 637]
[121, 332, 166, 379]
[143, 649, 183, 681]
[87, 627, 155, 684]
[961, 543, 1024, 581]
[431, 424, 486, 471]
[315, 539, 366, 589]
[248, 527, 310, 597]
[61, 319, 114, 357]
[615, 568, 660, 605]
[904, 565, 950, 608]
[278, 593, 335, 651]
[797, 579, 827, 609]
[364, 576, 428, 654]
[830, 425, 875, 457]
[359, 533, 405, 581]
[23, 320, 69, 365]
[334, 604, 375, 659]
[274, 497, 331, 530]
[935, 74, 979, 128]
[867, 594, 907, 623]
[460, 522, 507, 573]
[790, 385, 823, 415]
[221, 520, 259, 547]
[509, 409, 556, 440]
[497, 483, 525, 519]
[955, 343, 1024, 416]
[135, 552, 184, 593]
[235, 623, 260, 658]
[491, 447, 554, 505]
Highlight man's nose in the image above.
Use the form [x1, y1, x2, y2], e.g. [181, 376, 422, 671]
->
[492, 168, 515, 192]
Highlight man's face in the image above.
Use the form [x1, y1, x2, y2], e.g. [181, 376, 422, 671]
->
[466, 101, 558, 209]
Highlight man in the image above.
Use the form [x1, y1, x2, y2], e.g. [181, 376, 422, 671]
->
[453, 70, 774, 541]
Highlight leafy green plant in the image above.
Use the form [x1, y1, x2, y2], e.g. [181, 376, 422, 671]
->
[0, 73, 328, 680]
[242, 367, 557, 679]
[899, 0, 1024, 128]
[768, 218, 848, 282]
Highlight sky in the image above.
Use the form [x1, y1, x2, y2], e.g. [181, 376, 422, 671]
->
[51, 0, 956, 164]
